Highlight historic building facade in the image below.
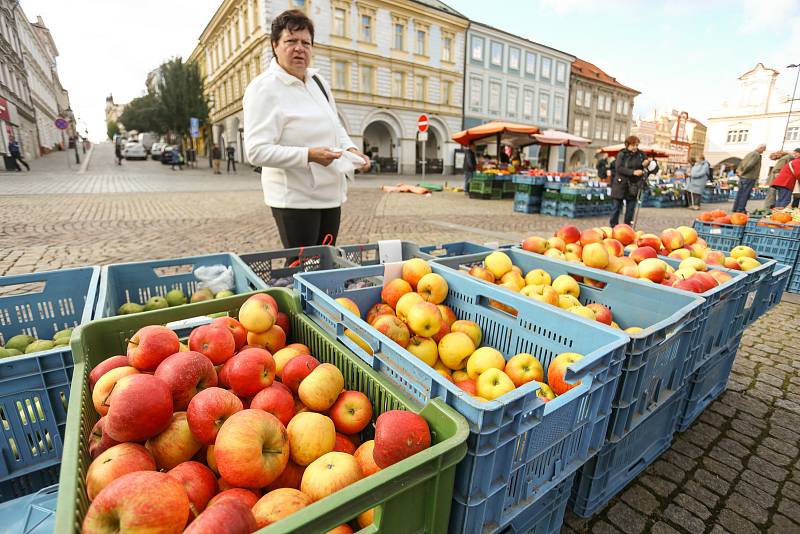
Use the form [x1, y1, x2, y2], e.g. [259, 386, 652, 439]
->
[0, 0, 36, 160]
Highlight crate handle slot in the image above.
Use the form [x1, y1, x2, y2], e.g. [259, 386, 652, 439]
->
[567, 271, 610, 292]
[166, 316, 214, 331]
[475, 294, 519, 318]
[152, 264, 196, 277]
[0, 280, 46, 298]
[334, 320, 378, 366]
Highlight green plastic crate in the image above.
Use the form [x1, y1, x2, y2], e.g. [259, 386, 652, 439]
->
[55, 289, 468, 533]
[468, 180, 501, 195]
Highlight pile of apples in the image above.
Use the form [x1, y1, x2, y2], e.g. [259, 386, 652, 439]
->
[335, 259, 583, 404]
[696, 209, 748, 226]
[519, 224, 760, 294]
[466, 251, 642, 334]
[82, 293, 432, 534]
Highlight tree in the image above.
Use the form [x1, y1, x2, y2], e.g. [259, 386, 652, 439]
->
[119, 93, 162, 134]
[157, 57, 208, 144]
[106, 120, 120, 140]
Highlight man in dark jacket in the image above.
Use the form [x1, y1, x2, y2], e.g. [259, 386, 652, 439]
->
[764, 151, 793, 209]
[596, 155, 609, 181]
[463, 143, 476, 195]
[732, 144, 766, 213]
[8, 138, 29, 171]
[610, 135, 646, 226]
[226, 145, 237, 173]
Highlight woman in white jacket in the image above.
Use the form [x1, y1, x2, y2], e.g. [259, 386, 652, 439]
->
[243, 10, 369, 248]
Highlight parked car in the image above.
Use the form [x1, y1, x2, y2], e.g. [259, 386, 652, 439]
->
[160, 146, 184, 165]
[150, 142, 166, 160]
[124, 142, 147, 160]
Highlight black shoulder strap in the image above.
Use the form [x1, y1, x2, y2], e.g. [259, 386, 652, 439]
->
[312, 75, 329, 103]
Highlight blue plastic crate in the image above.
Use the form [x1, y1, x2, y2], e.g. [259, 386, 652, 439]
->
[677, 334, 743, 432]
[500, 474, 574, 534]
[0, 484, 57, 533]
[570, 385, 686, 517]
[294, 264, 628, 534]
[419, 241, 499, 258]
[239, 245, 356, 288]
[94, 253, 264, 319]
[737, 257, 777, 326]
[788, 266, 800, 294]
[514, 198, 542, 214]
[698, 233, 741, 253]
[0, 350, 72, 503]
[766, 264, 792, 306]
[435, 249, 703, 442]
[338, 241, 431, 266]
[692, 220, 746, 239]
[0, 267, 100, 357]
[745, 218, 800, 240]
[540, 199, 560, 216]
[514, 191, 543, 204]
[742, 233, 800, 265]
[512, 174, 546, 186]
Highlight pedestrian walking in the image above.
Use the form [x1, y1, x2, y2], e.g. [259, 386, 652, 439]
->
[463, 143, 476, 195]
[610, 136, 646, 227]
[114, 142, 123, 165]
[8, 138, 29, 171]
[211, 144, 222, 175]
[170, 147, 183, 171]
[226, 145, 237, 173]
[596, 154, 610, 181]
[687, 155, 711, 210]
[243, 9, 369, 248]
[770, 148, 800, 209]
[732, 143, 766, 213]
[764, 151, 793, 209]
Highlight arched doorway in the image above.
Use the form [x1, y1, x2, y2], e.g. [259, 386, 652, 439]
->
[569, 149, 586, 169]
[416, 126, 443, 174]
[714, 156, 741, 177]
[363, 121, 398, 173]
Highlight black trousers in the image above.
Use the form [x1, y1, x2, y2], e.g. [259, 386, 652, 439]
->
[12, 154, 29, 171]
[610, 198, 637, 226]
[271, 206, 341, 248]
[227, 158, 236, 172]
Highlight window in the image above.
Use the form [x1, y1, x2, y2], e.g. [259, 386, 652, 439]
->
[787, 126, 800, 142]
[584, 91, 592, 108]
[507, 86, 518, 116]
[254, 55, 261, 75]
[576, 89, 584, 107]
[541, 57, 552, 80]
[509, 48, 520, 71]
[556, 62, 566, 83]
[333, 60, 347, 89]
[393, 21, 405, 50]
[415, 29, 427, 55]
[392, 72, 405, 97]
[523, 90, 534, 119]
[623, 99, 629, 115]
[582, 118, 590, 138]
[525, 52, 536, 75]
[333, 8, 346, 37]
[573, 117, 583, 136]
[471, 36, 484, 61]
[594, 120, 602, 139]
[538, 92, 550, 121]
[596, 94, 604, 111]
[490, 41, 503, 67]
[554, 96, 564, 123]
[489, 82, 501, 113]
[726, 128, 749, 144]
[414, 75, 426, 101]
[603, 94, 611, 111]
[442, 34, 453, 62]
[615, 98, 622, 114]
[442, 80, 452, 105]
[360, 14, 373, 42]
[602, 119, 609, 140]
[470, 78, 482, 110]
[360, 65, 373, 93]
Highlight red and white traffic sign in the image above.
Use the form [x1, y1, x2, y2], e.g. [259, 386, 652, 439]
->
[417, 114, 428, 132]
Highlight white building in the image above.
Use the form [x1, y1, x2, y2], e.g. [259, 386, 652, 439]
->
[0, 0, 36, 160]
[705, 63, 800, 183]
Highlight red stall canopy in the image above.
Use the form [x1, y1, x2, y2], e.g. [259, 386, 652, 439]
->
[452, 121, 541, 147]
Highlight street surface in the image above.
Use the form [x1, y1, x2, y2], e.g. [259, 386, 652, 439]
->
[3, 143, 799, 533]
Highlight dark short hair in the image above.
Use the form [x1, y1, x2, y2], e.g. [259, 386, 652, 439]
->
[624, 135, 640, 146]
[271, 10, 314, 45]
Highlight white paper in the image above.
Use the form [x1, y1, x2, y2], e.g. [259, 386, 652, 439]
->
[383, 262, 404, 285]
[378, 240, 403, 263]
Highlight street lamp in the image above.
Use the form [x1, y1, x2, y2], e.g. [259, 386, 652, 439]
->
[782, 63, 799, 151]
[207, 94, 215, 168]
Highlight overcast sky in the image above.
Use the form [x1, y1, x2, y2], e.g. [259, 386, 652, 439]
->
[19, 0, 800, 142]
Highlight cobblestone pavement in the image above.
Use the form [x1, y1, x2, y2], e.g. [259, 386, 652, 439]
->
[3, 143, 798, 533]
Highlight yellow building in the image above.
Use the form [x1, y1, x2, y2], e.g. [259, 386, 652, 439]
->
[189, 0, 468, 173]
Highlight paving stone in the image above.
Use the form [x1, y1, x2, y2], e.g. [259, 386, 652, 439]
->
[606, 502, 647, 534]
[673, 493, 711, 520]
[733, 480, 776, 510]
[589, 520, 623, 534]
[708, 446, 744, 470]
[699, 409, 727, 427]
[755, 445, 792, 467]
[768, 514, 800, 534]
[639, 474, 677, 497]
[685, 421, 721, 448]
[717, 509, 761, 534]
[683, 480, 720, 509]
[716, 437, 751, 458]
[661, 450, 697, 472]
[729, 418, 762, 438]
[650, 522, 680, 534]
[671, 438, 705, 459]
[725, 492, 770, 524]
[740, 469, 781, 494]
[747, 456, 789, 482]
[619, 484, 660, 515]
[778, 499, 800, 526]
[645, 460, 685, 484]
[663, 504, 706, 533]
[762, 436, 799, 458]
[782, 480, 800, 502]
[703, 457, 741, 482]
[695, 468, 733, 495]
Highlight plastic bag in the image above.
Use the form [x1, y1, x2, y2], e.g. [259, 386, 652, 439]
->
[194, 264, 234, 293]
[331, 149, 368, 179]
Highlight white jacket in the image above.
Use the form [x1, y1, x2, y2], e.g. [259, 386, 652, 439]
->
[243, 59, 356, 209]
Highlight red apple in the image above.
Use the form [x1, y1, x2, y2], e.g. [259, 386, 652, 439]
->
[183, 497, 256, 534]
[455, 379, 477, 395]
[365, 303, 395, 325]
[246, 293, 279, 317]
[226, 348, 276, 397]
[89, 355, 131, 391]
[82, 471, 189, 533]
[250, 382, 295, 426]
[212, 317, 247, 350]
[167, 461, 218, 520]
[373, 410, 431, 468]
[105, 374, 174, 443]
[673, 277, 705, 293]
[127, 325, 181, 372]
[586, 303, 613, 325]
[189, 324, 236, 365]
[329, 391, 373, 434]
[691, 271, 718, 292]
[214, 409, 290, 489]
[547, 352, 584, 395]
[207, 488, 260, 509]
[580, 228, 604, 245]
[281, 354, 321, 393]
[556, 224, 581, 244]
[86, 443, 156, 500]
[371, 314, 411, 348]
[630, 246, 658, 263]
[187, 387, 244, 445]
[251, 488, 312, 529]
[263, 460, 305, 492]
[354, 440, 381, 476]
[521, 236, 548, 254]
[145, 412, 203, 470]
[636, 233, 663, 251]
[155, 351, 218, 411]
[88, 416, 120, 459]
[262, 325, 287, 353]
[334, 432, 357, 454]
[274, 312, 290, 338]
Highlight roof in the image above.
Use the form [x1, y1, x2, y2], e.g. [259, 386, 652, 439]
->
[411, 0, 467, 18]
[571, 59, 640, 95]
[470, 21, 576, 61]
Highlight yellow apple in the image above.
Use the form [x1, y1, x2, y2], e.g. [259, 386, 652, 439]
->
[558, 294, 581, 310]
[432, 359, 453, 380]
[500, 271, 526, 291]
[476, 368, 515, 400]
[736, 257, 761, 271]
[543, 248, 566, 260]
[552, 274, 580, 297]
[466, 347, 506, 380]
[335, 297, 361, 318]
[395, 292, 424, 323]
[450, 320, 481, 347]
[625, 326, 643, 334]
[451, 369, 469, 382]
[679, 257, 707, 272]
[524, 269, 551, 286]
[504, 353, 543, 387]
[406, 301, 443, 337]
[484, 251, 513, 279]
[416, 273, 449, 304]
[406, 336, 438, 367]
[568, 305, 596, 321]
[401, 258, 432, 289]
[287, 412, 336, 466]
[730, 245, 757, 260]
[437, 332, 476, 370]
[521, 284, 559, 306]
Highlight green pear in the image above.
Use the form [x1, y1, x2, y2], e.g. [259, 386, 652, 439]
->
[4, 348, 21, 357]
[165, 289, 188, 307]
[54, 328, 73, 341]
[215, 290, 235, 299]
[144, 296, 169, 311]
[53, 337, 70, 347]
[5, 334, 34, 352]
[118, 302, 145, 315]
[190, 288, 214, 303]
[0, 348, 14, 358]
[25, 340, 54, 354]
